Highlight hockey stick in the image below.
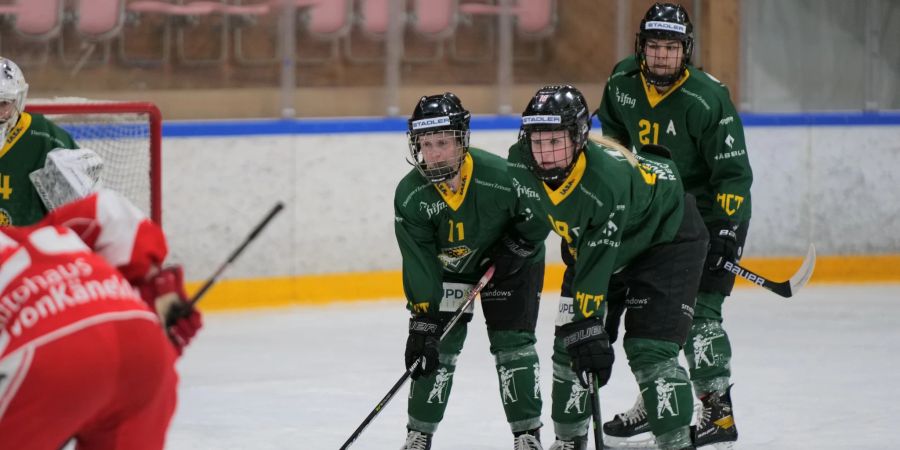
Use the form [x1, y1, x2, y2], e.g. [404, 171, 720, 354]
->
[588, 374, 604, 450]
[724, 243, 816, 298]
[164, 202, 285, 326]
[187, 202, 285, 307]
[339, 265, 497, 450]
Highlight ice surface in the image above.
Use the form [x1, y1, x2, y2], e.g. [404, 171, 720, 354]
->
[167, 284, 900, 449]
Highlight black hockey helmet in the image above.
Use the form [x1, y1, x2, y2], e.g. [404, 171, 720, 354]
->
[635, 2, 693, 86]
[519, 85, 591, 182]
[407, 92, 471, 183]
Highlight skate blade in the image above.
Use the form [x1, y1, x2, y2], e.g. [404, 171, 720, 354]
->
[603, 432, 658, 449]
[697, 442, 735, 450]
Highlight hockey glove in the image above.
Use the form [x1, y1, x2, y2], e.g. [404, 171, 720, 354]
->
[405, 315, 442, 379]
[560, 318, 614, 388]
[488, 233, 538, 279]
[137, 265, 203, 356]
[707, 222, 739, 272]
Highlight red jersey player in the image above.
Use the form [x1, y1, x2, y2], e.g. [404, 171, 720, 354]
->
[0, 189, 201, 450]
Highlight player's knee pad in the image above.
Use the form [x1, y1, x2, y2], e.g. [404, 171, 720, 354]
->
[549, 337, 591, 440]
[685, 319, 732, 394]
[489, 331, 542, 431]
[634, 357, 693, 439]
[623, 338, 682, 379]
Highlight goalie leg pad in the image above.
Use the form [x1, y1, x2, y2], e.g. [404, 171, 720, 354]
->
[407, 321, 467, 434]
[488, 330, 543, 433]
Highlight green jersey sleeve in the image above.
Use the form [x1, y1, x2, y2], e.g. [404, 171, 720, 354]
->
[693, 85, 753, 222]
[394, 182, 444, 316]
[596, 62, 638, 149]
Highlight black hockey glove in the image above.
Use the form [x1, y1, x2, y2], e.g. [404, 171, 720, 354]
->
[405, 315, 442, 380]
[488, 233, 538, 279]
[707, 222, 738, 272]
[560, 318, 614, 388]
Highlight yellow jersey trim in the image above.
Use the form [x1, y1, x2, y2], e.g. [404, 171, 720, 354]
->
[0, 112, 32, 159]
[543, 152, 586, 206]
[641, 69, 691, 108]
[434, 153, 473, 211]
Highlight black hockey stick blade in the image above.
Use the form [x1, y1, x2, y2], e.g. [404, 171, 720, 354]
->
[339, 266, 496, 450]
[188, 202, 285, 307]
[724, 243, 816, 298]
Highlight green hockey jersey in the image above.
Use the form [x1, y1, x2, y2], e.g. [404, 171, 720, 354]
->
[394, 147, 549, 316]
[507, 139, 684, 321]
[596, 56, 752, 224]
[0, 112, 78, 226]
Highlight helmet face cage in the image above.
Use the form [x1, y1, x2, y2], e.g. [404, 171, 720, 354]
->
[407, 128, 470, 184]
[519, 85, 591, 182]
[0, 58, 28, 143]
[407, 93, 471, 184]
[635, 3, 694, 87]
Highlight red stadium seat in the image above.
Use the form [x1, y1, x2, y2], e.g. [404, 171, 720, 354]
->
[405, 0, 457, 62]
[76, 0, 125, 40]
[0, 0, 64, 38]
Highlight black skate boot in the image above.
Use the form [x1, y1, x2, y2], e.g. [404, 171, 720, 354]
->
[602, 394, 656, 448]
[548, 434, 587, 450]
[400, 429, 432, 450]
[514, 428, 543, 450]
[692, 385, 737, 449]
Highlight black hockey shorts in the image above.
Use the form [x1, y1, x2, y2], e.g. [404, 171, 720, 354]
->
[480, 260, 545, 332]
[604, 194, 709, 346]
[699, 220, 750, 296]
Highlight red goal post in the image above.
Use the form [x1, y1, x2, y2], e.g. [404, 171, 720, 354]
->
[24, 100, 163, 224]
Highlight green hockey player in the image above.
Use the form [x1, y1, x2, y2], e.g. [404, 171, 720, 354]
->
[595, 3, 752, 448]
[508, 84, 708, 450]
[0, 57, 83, 226]
[394, 93, 551, 450]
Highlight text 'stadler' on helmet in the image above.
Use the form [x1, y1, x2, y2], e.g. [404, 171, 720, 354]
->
[406, 92, 471, 184]
[0, 58, 29, 144]
[519, 85, 590, 183]
[635, 2, 694, 87]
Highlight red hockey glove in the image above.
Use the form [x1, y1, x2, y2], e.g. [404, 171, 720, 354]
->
[138, 265, 202, 356]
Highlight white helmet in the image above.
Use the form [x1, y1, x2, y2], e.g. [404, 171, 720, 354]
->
[0, 58, 29, 144]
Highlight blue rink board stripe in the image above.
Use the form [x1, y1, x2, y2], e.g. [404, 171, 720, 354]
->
[162, 112, 900, 137]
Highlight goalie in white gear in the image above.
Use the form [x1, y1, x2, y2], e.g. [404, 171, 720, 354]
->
[0, 57, 86, 226]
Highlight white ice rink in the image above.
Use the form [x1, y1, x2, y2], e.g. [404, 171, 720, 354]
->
[166, 284, 900, 450]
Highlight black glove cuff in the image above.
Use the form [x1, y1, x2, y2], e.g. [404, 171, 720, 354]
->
[500, 234, 537, 259]
[409, 316, 442, 337]
[560, 318, 608, 350]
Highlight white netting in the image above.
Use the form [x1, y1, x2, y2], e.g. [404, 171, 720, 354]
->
[24, 98, 161, 223]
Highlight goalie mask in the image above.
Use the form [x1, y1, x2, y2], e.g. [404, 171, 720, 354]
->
[636, 2, 693, 87]
[0, 58, 28, 145]
[407, 93, 471, 184]
[519, 85, 590, 183]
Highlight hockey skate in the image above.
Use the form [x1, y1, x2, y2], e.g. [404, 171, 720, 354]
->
[514, 428, 543, 450]
[692, 386, 737, 449]
[400, 429, 432, 450]
[547, 434, 587, 450]
[603, 394, 657, 448]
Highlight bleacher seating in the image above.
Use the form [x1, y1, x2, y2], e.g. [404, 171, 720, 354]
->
[0, 0, 557, 68]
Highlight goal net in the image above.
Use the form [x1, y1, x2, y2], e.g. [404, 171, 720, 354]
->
[24, 99, 162, 224]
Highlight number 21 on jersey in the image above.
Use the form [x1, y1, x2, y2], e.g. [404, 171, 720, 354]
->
[638, 119, 660, 145]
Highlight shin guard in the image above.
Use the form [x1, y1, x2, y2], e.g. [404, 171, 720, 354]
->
[491, 331, 543, 433]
